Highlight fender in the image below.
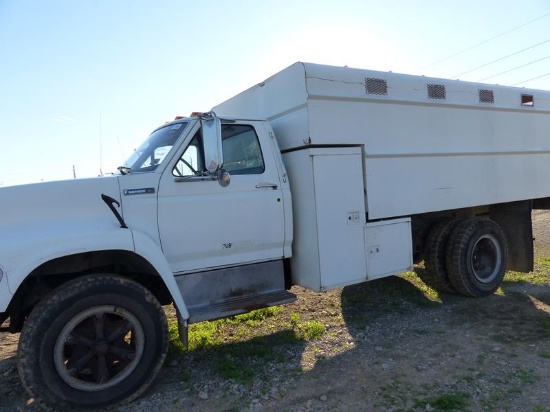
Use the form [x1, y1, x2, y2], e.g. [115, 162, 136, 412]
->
[1, 224, 190, 321]
[0, 222, 135, 311]
[131, 230, 189, 319]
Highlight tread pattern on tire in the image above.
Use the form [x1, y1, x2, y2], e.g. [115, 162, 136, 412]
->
[17, 274, 169, 410]
[421, 218, 463, 294]
[446, 217, 508, 297]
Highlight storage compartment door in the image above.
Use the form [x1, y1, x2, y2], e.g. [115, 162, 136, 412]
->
[365, 218, 413, 280]
[313, 152, 367, 289]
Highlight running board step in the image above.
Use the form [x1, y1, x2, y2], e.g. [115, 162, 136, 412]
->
[187, 290, 297, 323]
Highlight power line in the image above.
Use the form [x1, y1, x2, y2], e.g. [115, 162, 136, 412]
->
[513, 72, 550, 86]
[420, 11, 550, 70]
[478, 54, 550, 82]
[452, 39, 550, 78]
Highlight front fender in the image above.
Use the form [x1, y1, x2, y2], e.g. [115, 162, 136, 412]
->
[0, 222, 134, 312]
[1, 224, 189, 321]
[131, 230, 189, 319]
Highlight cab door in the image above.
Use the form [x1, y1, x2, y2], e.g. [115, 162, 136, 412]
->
[157, 122, 285, 274]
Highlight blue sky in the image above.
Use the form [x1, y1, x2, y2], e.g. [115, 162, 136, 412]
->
[1, 0, 550, 186]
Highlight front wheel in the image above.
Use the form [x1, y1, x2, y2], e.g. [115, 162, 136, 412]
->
[17, 275, 168, 410]
[446, 218, 508, 297]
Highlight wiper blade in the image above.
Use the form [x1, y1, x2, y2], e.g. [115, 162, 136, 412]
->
[118, 166, 132, 175]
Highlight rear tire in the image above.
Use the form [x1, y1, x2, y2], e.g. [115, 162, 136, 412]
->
[421, 218, 463, 294]
[446, 218, 508, 297]
[17, 275, 168, 410]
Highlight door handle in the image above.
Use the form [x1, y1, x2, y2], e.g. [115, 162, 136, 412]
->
[255, 183, 278, 190]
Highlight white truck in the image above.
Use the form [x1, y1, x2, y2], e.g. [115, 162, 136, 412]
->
[2, 62, 550, 409]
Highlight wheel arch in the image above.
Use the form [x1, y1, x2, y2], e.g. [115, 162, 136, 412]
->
[7, 245, 188, 333]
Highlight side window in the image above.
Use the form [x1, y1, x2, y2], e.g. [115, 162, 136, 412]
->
[222, 125, 265, 175]
[172, 131, 205, 177]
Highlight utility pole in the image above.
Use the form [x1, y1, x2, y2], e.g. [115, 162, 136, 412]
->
[73, 165, 76, 179]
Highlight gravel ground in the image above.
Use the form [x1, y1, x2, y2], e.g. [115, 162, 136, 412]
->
[1, 212, 550, 411]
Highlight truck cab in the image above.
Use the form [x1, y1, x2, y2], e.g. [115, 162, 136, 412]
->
[122, 113, 296, 322]
[0, 113, 296, 410]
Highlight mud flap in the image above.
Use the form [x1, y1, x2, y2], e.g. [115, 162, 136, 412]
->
[490, 200, 533, 273]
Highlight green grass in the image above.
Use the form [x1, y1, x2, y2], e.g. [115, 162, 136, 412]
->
[168, 307, 286, 353]
[516, 368, 539, 385]
[503, 258, 550, 285]
[226, 307, 282, 324]
[400, 271, 441, 302]
[290, 312, 301, 326]
[535, 257, 550, 269]
[189, 321, 224, 349]
[295, 320, 326, 340]
[415, 391, 471, 411]
[215, 356, 255, 383]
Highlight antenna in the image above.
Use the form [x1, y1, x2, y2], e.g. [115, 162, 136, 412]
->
[99, 110, 103, 176]
[117, 135, 126, 163]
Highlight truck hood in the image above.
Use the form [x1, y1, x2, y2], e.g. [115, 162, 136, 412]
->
[0, 177, 123, 232]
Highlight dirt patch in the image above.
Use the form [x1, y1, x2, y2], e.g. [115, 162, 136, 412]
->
[0, 331, 20, 407]
[1, 214, 550, 412]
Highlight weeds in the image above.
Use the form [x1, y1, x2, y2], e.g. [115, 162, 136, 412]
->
[415, 391, 471, 411]
[503, 258, 550, 285]
[295, 320, 326, 340]
[290, 312, 301, 326]
[516, 368, 539, 385]
[215, 356, 255, 383]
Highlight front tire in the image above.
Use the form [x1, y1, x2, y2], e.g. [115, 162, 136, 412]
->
[446, 218, 508, 297]
[17, 275, 168, 410]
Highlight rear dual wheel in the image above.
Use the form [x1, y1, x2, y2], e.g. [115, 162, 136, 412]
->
[422, 217, 508, 297]
[422, 218, 463, 294]
[446, 218, 508, 297]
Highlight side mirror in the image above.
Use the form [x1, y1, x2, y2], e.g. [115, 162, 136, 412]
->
[201, 112, 223, 174]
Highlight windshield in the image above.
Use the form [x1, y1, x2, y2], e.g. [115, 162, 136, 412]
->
[122, 121, 189, 173]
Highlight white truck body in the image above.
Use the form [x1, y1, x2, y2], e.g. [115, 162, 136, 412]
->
[214, 61, 550, 290]
[214, 62, 550, 219]
[2, 62, 550, 409]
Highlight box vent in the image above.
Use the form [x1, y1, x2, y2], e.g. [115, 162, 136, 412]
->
[479, 89, 494, 104]
[521, 94, 534, 107]
[427, 84, 446, 100]
[365, 78, 388, 95]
